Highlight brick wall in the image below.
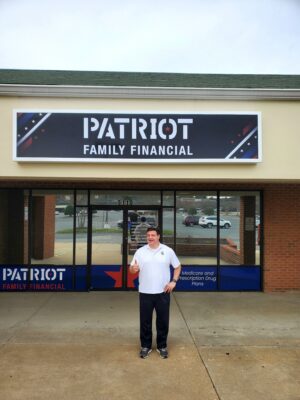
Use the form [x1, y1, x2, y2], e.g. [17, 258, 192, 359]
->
[264, 185, 300, 292]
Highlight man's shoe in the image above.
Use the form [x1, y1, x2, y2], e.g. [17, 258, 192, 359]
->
[140, 347, 152, 359]
[156, 348, 168, 359]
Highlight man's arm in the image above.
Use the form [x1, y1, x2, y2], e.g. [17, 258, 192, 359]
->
[164, 264, 181, 293]
[173, 265, 181, 281]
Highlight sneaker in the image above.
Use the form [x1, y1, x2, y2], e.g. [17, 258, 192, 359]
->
[140, 347, 152, 359]
[156, 348, 168, 359]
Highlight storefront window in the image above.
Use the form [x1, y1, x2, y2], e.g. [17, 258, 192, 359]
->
[90, 190, 161, 206]
[219, 191, 261, 265]
[0, 188, 263, 291]
[176, 192, 217, 265]
[162, 208, 174, 249]
[31, 190, 74, 265]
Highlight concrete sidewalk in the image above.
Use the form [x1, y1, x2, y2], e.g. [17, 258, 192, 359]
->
[0, 291, 299, 400]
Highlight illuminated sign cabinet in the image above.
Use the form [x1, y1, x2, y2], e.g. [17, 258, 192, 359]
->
[14, 110, 262, 163]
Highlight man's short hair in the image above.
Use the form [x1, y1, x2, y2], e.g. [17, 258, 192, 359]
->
[147, 226, 160, 235]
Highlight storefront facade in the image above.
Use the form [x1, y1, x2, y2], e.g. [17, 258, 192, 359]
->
[0, 70, 299, 292]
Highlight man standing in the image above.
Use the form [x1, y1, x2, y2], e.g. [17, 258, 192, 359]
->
[129, 227, 181, 359]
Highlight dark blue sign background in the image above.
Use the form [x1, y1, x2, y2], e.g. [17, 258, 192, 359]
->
[15, 111, 260, 162]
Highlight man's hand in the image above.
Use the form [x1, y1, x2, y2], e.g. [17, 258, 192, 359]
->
[164, 281, 176, 293]
[130, 259, 140, 274]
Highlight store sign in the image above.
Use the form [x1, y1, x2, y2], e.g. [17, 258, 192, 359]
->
[14, 110, 261, 163]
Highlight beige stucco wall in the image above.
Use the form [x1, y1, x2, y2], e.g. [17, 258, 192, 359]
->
[0, 95, 299, 182]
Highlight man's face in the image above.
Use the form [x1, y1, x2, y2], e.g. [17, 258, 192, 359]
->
[147, 230, 160, 248]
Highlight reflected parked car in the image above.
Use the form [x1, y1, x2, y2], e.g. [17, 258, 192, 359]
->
[182, 215, 199, 226]
[199, 216, 231, 229]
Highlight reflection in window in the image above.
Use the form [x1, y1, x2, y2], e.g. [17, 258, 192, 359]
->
[76, 190, 88, 206]
[23, 191, 30, 264]
[91, 209, 123, 265]
[162, 208, 174, 250]
[163, 191, 174, 207]
[176, 192, 217, 265]
[31, 190, 74, 265]
[75, 207, 88, 264]
[219, 192, 261, 265]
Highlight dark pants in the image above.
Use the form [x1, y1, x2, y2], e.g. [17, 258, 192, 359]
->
[139, 292, 170, 349]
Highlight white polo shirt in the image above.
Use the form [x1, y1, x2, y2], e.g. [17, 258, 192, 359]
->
[131, 243, 180, 294]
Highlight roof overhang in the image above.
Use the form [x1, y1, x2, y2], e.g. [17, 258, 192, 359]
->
[1, 84, 300, 100]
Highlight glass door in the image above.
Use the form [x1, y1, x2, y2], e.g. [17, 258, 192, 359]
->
[126, 209, 160, 289]
[89, 207, 160, 290]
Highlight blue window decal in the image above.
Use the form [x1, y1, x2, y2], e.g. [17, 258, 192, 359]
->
[91, 265, 123, 289]
[219, 266, 261, 291]
[175, 266, 217, 291]
[74, 266, 88, 291]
